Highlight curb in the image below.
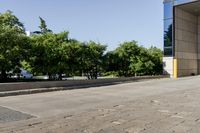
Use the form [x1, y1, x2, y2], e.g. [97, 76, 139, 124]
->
[0, 76, 168, 97]
[0, 87, 65, 97]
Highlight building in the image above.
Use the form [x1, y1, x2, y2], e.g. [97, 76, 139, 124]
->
[163, 0, 200, 77]
[25, 31, 41, 36]
[25, 31, 35, 36]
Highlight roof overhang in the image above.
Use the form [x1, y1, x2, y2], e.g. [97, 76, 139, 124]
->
[175, 1, 200, 15]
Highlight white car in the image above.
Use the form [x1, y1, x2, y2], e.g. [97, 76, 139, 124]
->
[20, 69, 33, 79]
[11, 68, 33, 79]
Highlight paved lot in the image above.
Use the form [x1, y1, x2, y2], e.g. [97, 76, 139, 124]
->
[0, 76, 200, 132]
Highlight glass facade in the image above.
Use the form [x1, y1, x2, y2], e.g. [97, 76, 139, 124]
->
[163, 0, 198, 56]
[164, 1, 173, 56]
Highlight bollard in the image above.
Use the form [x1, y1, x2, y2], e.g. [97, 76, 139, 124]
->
[173, 59, 178, 78]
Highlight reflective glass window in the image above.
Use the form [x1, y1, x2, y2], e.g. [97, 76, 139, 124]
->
[164, 19, 173, 47]
[164, 2, 173, 19]
[164, 47, 173, 56]
[164, 1, 174, 56]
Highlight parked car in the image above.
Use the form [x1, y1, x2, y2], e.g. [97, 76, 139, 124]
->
[20, 69, 33, 79]
[11, 68, 33, 79]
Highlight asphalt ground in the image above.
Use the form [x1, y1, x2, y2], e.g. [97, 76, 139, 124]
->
[0, 76, 200, 132]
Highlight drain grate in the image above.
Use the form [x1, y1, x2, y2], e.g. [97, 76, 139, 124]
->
[0, 106, 34, 123]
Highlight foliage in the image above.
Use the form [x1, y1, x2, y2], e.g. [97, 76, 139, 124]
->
[0, 11, 30, 80]
[39, 17, 52, 34]
[62, 39, 83, 77]
[104, 41, 163, 77]
[29, 32, 69, 79]
[81, 41, 107, 79]
[0, 10, 163, 81]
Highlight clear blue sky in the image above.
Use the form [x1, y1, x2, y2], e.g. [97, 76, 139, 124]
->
[0, 0, 163, 51]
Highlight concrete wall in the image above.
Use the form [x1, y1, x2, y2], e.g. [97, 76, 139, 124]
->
[175, 7, 198, 76]
[163, 57, 174, 77]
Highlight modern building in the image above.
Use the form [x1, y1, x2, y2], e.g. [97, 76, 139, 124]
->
[25, 31, 35, 36]
[163, 0, 200, 77]
[25, 31, 41, 36]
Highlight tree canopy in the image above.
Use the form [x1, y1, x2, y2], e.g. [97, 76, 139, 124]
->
[0, 10, 163, 81]
[0, 11, 30, 80]
[38, 17, 52, 34]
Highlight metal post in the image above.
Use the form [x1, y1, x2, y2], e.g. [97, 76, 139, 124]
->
[173, 59, 178, 78]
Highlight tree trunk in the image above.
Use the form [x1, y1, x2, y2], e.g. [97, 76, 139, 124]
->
[0, 70, 7, 81]
[48, 73, 52, 80]
[58, 73, 62, 80]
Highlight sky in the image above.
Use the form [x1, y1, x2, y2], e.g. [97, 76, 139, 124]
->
[0, 0, 163, 51]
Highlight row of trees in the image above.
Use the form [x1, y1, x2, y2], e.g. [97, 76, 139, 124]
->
[0, 11, 163, 80]
[104, 42, 163, 77]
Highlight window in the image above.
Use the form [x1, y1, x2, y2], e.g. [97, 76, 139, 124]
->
[164, 47, 173, 56]
[164, 19, 173, 56]
[164, 19, 172, 47]
[164, 2, 173, 56]
[164, 2, 173, 19]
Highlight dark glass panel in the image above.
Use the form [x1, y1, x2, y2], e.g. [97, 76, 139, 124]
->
[164, 19, 173, 47]
[164, 47, 173, 56]
[164, 1, 174, 56]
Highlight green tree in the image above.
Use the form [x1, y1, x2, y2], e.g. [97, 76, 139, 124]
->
[29, 32, 69, 80]
[38, 17, 52, 34]
[103, 51, 120, 76]
[148, 46, 163, 75]
[103, 41, 163, 77]
[63, 39, 83, 77]
[130, 47, 153, 76]
[130, 46, 163, 76]
[0, 11, 30, 80]
[81, 41, 107, 79]
[115, 41, 141, 76]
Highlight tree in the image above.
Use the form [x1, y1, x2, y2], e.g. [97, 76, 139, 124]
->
[148, 46, 163, 75]
[130, 47, 153, 76]
[103, 51, 120, 76]
[0, 11, 30, 80]
[29, 31, 69, 80]
[38, 17, 52, 34]
[115, 41, 141, 76]
[132, 46, 163, 76]
[62, 39, 83, 77]
[0, 10, 24, 30]
[0, 10, 163, 81]
[103, 41, 163, 77]
[81, 41, 107, 79]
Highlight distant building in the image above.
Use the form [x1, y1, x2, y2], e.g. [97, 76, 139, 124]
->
[25, 31, 35, 36]
[163, 0, 200, 77]
[25, 31, 42, 36]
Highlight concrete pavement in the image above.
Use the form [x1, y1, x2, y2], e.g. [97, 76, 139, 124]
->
[0, 76, 200, 132]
